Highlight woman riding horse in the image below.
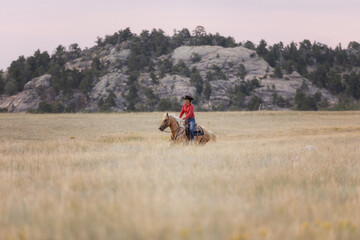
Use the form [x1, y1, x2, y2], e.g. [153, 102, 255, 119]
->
[158, 113, 216, 145]
[158, 95, 216, 145]
[179, 95, 195, 142]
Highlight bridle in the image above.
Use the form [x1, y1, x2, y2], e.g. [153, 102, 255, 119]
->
[161, 116, 185, 141]
[160, 118, 169, 130]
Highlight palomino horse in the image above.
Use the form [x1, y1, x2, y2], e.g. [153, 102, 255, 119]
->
[158, 113, 216, 145]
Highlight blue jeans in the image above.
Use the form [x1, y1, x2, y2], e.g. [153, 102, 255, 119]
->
[187, 118, 195, 140]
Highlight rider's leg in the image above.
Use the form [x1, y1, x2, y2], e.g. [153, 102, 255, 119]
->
[189, 118, 195, 141]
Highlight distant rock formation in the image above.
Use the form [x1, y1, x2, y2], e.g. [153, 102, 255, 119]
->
[0, 45, 337, 112]
[0, 74, 52, 112]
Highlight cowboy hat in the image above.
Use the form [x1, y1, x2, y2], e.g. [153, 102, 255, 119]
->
[182, 95, 193, 101]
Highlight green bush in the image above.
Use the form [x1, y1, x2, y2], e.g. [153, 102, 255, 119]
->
[143, 88, 159, 111]
[205, 65, 228, 81]
[236, 64, 247, 80]
[65, 104, 76, 113]
[55, 103, 65, 113]
[229, 87, 246, 109]
[150, 72, 158, 84]
[247, 96, 262, 111]
[272, 92, 291, 108]
[124, 85, 139, 111]
[98, 92, 117, 112]
[171, 60, 190, 77]
[37, 102, 66, 113]
[37, 101, 55, 113]
[4, 81, 18, 95]
[190, 53, 202, 63]
[157, 97, 181, 111]
[190, 67, 203, 94]
[203, 82, 212, 100]
[157, 99, 172, 111]
[294, 89, 318, 110]
[0, 71, 4, 94]
[274, 65, 283, 78]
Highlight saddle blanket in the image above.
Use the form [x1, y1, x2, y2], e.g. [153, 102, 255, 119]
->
[191, 125, 204, 136]
[193, 130, 204, 136]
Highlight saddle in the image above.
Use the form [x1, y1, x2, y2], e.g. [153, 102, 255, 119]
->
[184, 121, 204, 139]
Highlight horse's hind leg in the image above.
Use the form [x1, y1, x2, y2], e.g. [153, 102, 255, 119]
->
[197, 137, 207, 145]
[200, 134, 211, 145]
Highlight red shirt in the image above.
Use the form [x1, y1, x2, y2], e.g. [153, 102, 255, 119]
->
[179, 103, 195, 119]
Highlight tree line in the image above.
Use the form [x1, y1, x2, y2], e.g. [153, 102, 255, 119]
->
[1, 26, 360, 111]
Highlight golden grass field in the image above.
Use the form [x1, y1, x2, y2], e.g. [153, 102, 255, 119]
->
[0, 111, 360, 240]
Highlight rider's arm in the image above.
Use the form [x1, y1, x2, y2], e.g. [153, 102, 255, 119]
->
[179, 104, 185, 118]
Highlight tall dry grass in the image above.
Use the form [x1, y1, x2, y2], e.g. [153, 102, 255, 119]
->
[0, 112, 359, 240]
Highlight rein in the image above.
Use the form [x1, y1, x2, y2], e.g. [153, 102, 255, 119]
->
[164, 116, 185, 141]
[172, 120, 185, 141]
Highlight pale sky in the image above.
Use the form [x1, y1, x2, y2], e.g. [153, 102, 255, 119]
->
[1, 0, 359, 70]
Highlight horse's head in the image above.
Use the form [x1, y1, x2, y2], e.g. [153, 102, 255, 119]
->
[159, 113, 170, 131]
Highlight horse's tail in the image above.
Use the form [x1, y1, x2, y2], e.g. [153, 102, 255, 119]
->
[208, 130, 216, 142]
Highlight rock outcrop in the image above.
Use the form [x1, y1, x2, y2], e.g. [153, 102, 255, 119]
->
[0, 74, 52, 112]
[254, 71, 337, 109]
[86, 71, 128, 111]
[172, 46, 269, 79]
[169, 45, 336, 109]
[155, 75, 197, 99]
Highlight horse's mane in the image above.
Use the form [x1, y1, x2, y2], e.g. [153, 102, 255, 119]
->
[167, 113, 185, 128]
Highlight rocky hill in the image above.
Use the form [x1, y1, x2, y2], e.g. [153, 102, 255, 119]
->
[1, 27, 359, 112]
